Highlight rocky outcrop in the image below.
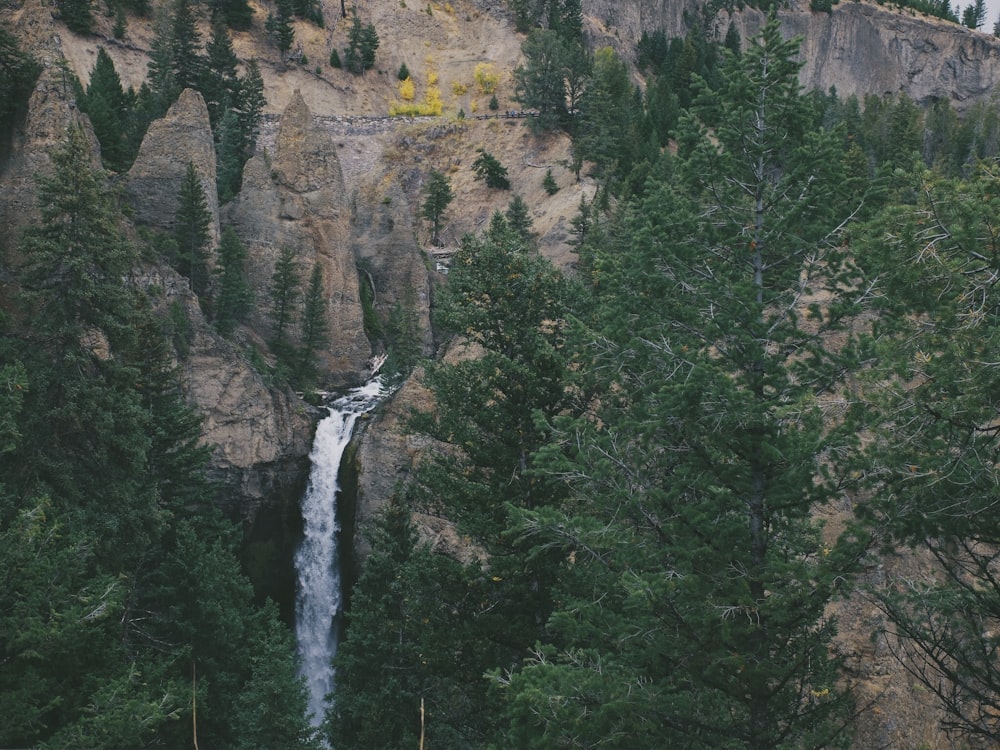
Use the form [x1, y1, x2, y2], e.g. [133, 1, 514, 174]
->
[583, 0, 1000, 109]
[779, 1, 1000, 107]
[224, 91, 371, 384]
[130, 261, 312, 616]
[351, 176, 435, 358]
[351, 368, 439, 562]
[125, 88, 221, 247]
[0, 64, 98, 257]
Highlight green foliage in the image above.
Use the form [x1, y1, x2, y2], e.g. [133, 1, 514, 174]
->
[17, 125, 136, 346]
[505, 193, 534, 243]
[169, 0, 204, 91]
[1, 125, 316, 749]
[512, 28, 588, 132]
[270, 245, 301, 350]
[344, 8, 379, 74]
[213, 226, 253, 336]
[331, 502, 501, 747]
[173, 162, 213, 299]
[851, 163, 1000, 740]
[397, 61, 410, 80]
[57, 0, 95, 33]
[202, 19, 240, 129]
[266, 0, 296, 56]
[0, 20, 40, 137]
[542, 168, 559, 194]
[471, 148, 510, 189]
[421, 168, 454, 245]
[500, 20, 866, 748]
[78, 47, 136, 172]
[296, 263, 328, 383]
[329, 47, 342, 68]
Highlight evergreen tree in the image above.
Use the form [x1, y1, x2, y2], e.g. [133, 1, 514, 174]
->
[81, 47, 132, 171]
[266, 0, 295, 61]
[17, 125, 135, 345]
[213, 226, 253, 336]
[853, 162, 1000, 743]
[236, 58, 266, 155]
[2, 123, 318, 750]
[573, 46, 640, 177]
[420, 168, 454, 246]
[0, 21, 40, 137]
[212, 0, 254, 29]
[472, 148, 510, 189]
[344, 8, 379, 74]
[202, 18, 240, 129]
[502, 20, 867, 748]
[169, 0, 204, 92]
[513, 28, 570, 131]
[270, 245, 301, 349]
[173, 161, 213, 298]
[56, 0, 95, 34]
[141, 10, 180, 120]
[505, 193, 534, 243]
[297, 263, 328, 382]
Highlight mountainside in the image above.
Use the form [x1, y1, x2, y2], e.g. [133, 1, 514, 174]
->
[4, 0, 1000, 747]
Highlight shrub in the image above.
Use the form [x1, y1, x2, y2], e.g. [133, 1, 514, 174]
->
[489, 94, 499, 111]
[543, 168, 559, 195]
[398, 62, 410, 80]
[330, 48, 342, 68]
[474, 62, 499, 94]
[451, 80, 468, 95]
[472, 148, 510, 189]
[399, 76, 416, 100]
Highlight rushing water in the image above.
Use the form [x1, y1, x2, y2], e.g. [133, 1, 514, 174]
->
[295, 379, 386, 727]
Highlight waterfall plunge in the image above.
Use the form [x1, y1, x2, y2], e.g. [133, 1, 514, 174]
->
[295, 379, 385, 727]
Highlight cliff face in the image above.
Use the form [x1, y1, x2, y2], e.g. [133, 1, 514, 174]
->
[224, 91, 372, 384]
[126, 88, 221, 248]
[582, 0, 1000, 108]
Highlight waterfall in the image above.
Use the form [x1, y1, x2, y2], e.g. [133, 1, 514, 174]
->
[295, 378, 386, 727]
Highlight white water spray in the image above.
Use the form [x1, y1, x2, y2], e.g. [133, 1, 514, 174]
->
[295, 379, 386, 727]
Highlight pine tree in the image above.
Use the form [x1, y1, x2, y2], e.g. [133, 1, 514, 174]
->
[142, 11, 180, 120]
[173, 161, 213, 299]
[344, 9, 379, 74]
[471, 148, 510, 189]
[169, 0, 204, 92]
[505, 193, 534, 243]
[18, 125, 136, 345]
[202, 19, 240, 129]
[513, 29, 571, 131]
[420, 168, 453, 246]
[852, 162, 1000, 742]
[297, 263, 328, 382]
[503, 19, 867, 749]
[213, 0, 254, 29]
[213, 226, 253, 336]
[266, 0, 295, 61]
[56, 0, 95, 34]
[270, 245, 300, 349]
[236, 58, 266, 155]
[0, 20, 40, 135]
[81, 47, 131, 171]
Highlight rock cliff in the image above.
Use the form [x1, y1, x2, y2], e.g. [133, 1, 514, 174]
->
[582, 0, 1000, 109]
[125, 88, 221, 247]
[224, 91, 372, 384]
